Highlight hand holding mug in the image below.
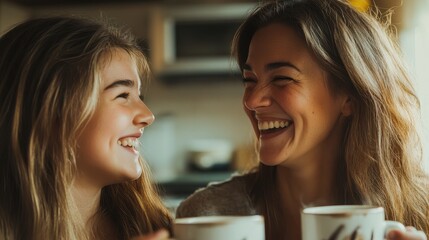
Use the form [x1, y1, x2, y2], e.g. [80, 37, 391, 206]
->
[387, 226, 427, 240]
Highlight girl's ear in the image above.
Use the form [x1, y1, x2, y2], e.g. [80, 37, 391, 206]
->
[341, 96, 353, 117]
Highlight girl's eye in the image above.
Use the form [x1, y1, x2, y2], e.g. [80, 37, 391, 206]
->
[116, 92, 130, 99]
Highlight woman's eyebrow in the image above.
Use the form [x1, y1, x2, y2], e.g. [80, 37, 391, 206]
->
[104, 79, 134, 90]
[243, 61, 301, 73]
[266, 61, 301, 72]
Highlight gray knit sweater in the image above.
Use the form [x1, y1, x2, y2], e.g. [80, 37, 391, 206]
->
[176, 174, 259, 218]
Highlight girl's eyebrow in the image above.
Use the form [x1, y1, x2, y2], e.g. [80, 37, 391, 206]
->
[104, 79, 134, 90]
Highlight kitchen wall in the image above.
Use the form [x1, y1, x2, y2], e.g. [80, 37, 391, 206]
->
[398, 0, 429, 170]
[141, 79, 254, 180]
[0, 1, 30, 33]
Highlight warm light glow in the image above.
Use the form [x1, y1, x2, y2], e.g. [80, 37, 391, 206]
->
[348, 0, 371, 12]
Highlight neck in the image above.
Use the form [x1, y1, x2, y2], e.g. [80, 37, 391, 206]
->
[276, 162, 339, 209]
[274, 157, 341, 240]
[276, 141, 345, 213]
[71, 178, 102, 233]
[71, 176, 119, 240]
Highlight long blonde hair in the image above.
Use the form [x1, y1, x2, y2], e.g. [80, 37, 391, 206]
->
[0, 17, 171, 239]
[233, 0, 429, 238]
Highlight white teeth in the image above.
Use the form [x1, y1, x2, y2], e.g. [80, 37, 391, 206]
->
[258, 120, 291, 131]
[262, 122, 269, 130]
[117, 138, 138, 148]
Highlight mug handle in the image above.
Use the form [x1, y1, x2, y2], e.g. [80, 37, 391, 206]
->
[384, 220, 406, 237]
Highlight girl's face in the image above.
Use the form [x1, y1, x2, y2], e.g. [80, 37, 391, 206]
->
[242, 23, 352, 169]
[76, 48, 154, 187]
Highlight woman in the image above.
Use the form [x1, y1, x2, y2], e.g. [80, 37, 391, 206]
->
[176, 0, 429, 239]
[0, 17, 171, 239]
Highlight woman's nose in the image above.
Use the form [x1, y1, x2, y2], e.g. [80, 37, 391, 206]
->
[134, 101, 155, 127]
[243, 84, 271, 111]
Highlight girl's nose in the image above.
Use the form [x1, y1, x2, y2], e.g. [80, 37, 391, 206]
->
[243, 84, 271, 111]
[134, 101, 155, 128]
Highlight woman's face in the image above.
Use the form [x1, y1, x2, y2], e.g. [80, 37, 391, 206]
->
[76, 48, 154, 188]
[242, 23, 351, 168]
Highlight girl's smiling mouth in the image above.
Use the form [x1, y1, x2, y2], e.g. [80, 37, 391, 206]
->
[117, 137, 139, 154]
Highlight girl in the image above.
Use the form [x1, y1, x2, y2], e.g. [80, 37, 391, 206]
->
[0, 17, 171, 239]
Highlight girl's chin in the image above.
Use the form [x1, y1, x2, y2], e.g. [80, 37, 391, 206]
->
[125, 167, 143, 181]
[113, 165, 142, 183]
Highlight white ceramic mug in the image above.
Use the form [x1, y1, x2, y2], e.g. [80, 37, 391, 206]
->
[301, 205, 405, 240]
[173, 215, 265, 240]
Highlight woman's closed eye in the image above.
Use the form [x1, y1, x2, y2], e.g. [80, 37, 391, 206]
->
[272, 76, 297, 86]
[242, 77, 257, 87]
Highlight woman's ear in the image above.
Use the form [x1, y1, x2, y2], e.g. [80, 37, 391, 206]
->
[341, 96, 353, 117]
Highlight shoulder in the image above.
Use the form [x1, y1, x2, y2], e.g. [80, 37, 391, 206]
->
[175, 173, 257, 218]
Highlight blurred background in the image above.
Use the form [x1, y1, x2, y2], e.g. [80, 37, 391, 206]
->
[1, 0, 428, 213]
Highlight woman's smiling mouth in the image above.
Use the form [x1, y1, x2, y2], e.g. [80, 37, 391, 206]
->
[258, 120, 292, 134]
[256, 120, 294, 140]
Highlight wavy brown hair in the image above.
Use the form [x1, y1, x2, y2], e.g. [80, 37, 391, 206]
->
[0, 17, 171, 240]
[233, 0, 429, 238]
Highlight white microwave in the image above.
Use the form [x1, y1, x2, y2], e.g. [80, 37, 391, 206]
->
[149, 3, 255, 81]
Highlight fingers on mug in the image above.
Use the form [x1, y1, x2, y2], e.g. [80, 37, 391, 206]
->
[385, 221, 406, 237]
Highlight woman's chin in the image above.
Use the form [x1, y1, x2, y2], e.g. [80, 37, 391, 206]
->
[259, 158, 283, 167]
